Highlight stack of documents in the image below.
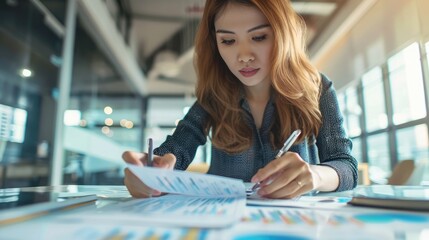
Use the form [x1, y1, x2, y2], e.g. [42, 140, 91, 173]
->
[60, 165, 247, 228]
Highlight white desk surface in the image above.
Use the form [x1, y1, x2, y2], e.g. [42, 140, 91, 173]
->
[0, 185, 428, 240]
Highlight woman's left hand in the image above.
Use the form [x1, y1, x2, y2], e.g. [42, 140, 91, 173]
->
[251, 152, 321, 199]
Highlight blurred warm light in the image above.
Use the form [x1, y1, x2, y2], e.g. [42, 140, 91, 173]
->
[101, 126, 110, 134]
[120, 119, 127, 127]
[175, 119, 180, 126]
[105, 118, 113, 126]
[104, 106, 113, 114]
[125, 121, 134, 129]
[20, 68, 32, 78]
[79, 119, 87, 127]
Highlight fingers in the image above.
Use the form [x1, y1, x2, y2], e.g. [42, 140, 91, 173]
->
[124, 168, 161, 198]
[122, 151, 148, 166]
[122, 153, 177, 198]
[251, 152, 298, 183]
[153, 153, 176, 169]
[122, 150, 176, 168]
[254, 152, 315, 199]
[261, 177, 314, 199]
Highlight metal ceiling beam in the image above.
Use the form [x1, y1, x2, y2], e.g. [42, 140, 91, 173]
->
[78, 0, 147, 96]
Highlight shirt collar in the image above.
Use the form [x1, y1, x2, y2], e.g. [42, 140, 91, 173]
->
[239, 89, 276, 114]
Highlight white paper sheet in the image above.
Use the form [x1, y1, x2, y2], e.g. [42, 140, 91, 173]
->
[57, 166, 248, 228]
[246, 196, 352, 210]
[127, 164, 246, 198]
[29, 205, 429, 240]
[68, 194, 246, 228]
[58, 194, 246, 228]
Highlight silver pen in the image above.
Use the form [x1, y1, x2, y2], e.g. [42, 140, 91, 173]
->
[147, 138, 153, 167]
[250, 129, 302, 193]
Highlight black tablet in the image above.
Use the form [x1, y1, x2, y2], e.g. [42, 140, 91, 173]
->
[348, 185, 429, 211]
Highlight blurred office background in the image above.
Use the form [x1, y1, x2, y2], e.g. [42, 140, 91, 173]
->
[0, 0, 428, 188]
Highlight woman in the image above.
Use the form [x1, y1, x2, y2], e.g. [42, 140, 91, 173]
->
[123, 0, 358, 199]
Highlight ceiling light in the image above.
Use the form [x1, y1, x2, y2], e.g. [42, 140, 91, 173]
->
[120, 119, 127, 127]
[79, 119, 87, 127]
[104, 106, 113, 114]
[101, 126, 110, 134]
[19, 68, 32, 78]
[125, 121, 134, 129]
[105, 118, 114, 126]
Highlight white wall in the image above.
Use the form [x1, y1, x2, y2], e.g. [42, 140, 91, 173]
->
[313, 0, 429, 90]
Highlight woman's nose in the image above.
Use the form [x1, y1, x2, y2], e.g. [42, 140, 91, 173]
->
[238, 45, 255, 63]
[238, 54, 255, 63]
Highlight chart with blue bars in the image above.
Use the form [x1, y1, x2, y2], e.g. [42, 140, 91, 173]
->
[48, 225, 211, 240]
[118, 194, 237, 216]
[242, 206, 429, 228]
[44, 206, 429, 240]
[127, 165, 245, 198]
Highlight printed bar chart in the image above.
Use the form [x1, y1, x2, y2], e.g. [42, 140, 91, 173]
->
[127, 165, 246, 198]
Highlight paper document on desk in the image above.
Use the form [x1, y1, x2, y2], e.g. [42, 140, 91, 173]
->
[127, 164, 246, 198]
[85, 194, 246, 228]
[59, 165, 247, 228]
[246, 196, 351, 210]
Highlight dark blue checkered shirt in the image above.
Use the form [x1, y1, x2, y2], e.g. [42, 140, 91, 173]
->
[154, 74, 358, 192]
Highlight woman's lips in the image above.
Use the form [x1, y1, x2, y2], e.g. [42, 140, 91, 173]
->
[239, 68, 259, 77]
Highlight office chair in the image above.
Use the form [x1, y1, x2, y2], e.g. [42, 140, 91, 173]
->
[405, 160, 427, 185]
[387, 159, 415, 185]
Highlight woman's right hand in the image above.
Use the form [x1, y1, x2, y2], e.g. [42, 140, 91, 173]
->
[122, 151, 176, 198]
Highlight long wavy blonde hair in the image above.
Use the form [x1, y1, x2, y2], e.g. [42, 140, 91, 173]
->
[195, 0, 321, 153]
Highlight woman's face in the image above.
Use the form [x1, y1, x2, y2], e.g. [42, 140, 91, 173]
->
[215, 2, 274, 88]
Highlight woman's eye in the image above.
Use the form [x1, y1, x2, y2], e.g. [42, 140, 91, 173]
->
[221, 39, 235, 45]
[253, 35, 267, 42]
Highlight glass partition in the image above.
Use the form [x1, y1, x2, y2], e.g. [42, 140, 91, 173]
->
[61, 19, 143, 185]
[0, 1, 62, 187]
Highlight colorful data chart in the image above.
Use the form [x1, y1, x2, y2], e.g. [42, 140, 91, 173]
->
[241, 207, 429, 229]
[241, 207, 323, 226]
[226, 226, 397, 240]
[233, 232, 311, 240]
[118, 195, 236, 216]
[47, 225, 210, 240]
[127, 164, 246, 198]
[61, 194, 246, 228]
[353, 213, 429, 224]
